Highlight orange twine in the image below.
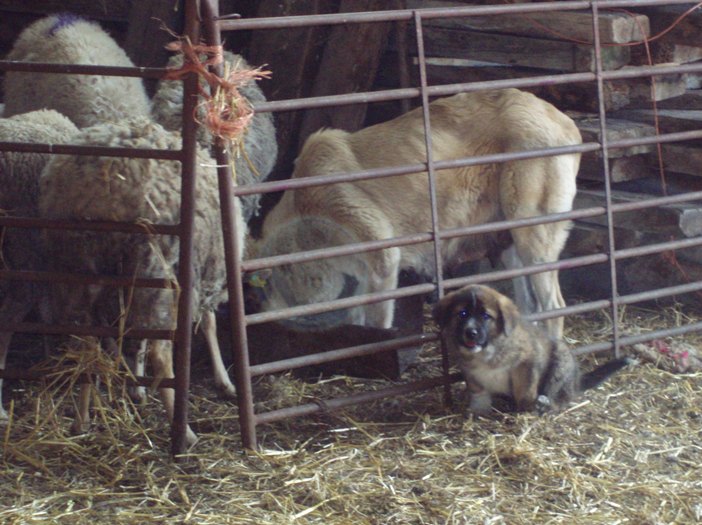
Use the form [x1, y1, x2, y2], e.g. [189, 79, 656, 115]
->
[163, 36, 272, 145]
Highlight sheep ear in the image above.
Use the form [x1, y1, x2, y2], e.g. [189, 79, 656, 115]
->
[247, 269, 272, 288]
[497, 294, 521, 336]
[338, 273, 359, 298]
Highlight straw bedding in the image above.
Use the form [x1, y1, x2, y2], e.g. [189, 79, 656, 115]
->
[1, 304, 701, 524]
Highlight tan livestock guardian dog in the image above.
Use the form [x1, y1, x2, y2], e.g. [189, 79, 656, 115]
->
[253, 89, 582, 338]
[433, 285, 632, 413]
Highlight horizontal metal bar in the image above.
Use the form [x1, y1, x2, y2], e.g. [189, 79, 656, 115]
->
[610, 190, 702, 214]
[0, 216, 181, 235]
[235, 127, 702, 200]
[0, 368, 175, 389]
[0, 322, 174, 340]
[217, 1, 592, 30]
[235, 141, 596, 197]
[0, 141, 183, 160]
[575, 320, 702, 356]
[254, 373, 463, 425]
[249, 333, 434, 376]
[0, 61, 168, 79]
[245, 281, 437, 326]
[243, 206, 607, 273]
[614, 235, 702, 261]
[251, 70, 596, 113]
[0, 269, 176, 289]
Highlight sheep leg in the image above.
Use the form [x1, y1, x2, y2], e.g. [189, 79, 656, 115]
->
[148, 339, 197, 446]
[71, 380, 94, 435]
[0, 296, 34, 420]
[128, 339, 147, 403]
[0, 331, 12, 420]
[201, 310, 236, 398]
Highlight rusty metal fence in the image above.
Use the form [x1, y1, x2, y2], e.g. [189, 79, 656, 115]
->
[1, 0, 701, 455]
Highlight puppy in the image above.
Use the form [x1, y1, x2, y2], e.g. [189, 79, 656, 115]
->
[433, 284, 631, 414]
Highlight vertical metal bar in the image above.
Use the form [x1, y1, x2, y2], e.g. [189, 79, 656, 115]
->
[413, 10, 452, 405]
[200, 0, 258, 450]
[395, 0, 411, 114]
[172, 0, 201, 456]
[590, 0, 621, 357]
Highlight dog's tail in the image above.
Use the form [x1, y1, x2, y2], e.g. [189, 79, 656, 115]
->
[580, 357, 635, 391]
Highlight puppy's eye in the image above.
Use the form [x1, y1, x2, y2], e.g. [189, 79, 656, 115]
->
[458, 309, 469, 319]
[481, 312, 491, 321]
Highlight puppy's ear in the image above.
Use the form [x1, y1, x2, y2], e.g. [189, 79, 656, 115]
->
[497, 294, 521, 336]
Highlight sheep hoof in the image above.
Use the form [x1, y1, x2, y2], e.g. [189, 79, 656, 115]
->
[70, 419, 90, 436]
[217, 382, 237, 399]
[186, 427, 198, 447]
[128, 385, 147, 404]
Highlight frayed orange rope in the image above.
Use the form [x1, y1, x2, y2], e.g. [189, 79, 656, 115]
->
[163, 35, 271, 145]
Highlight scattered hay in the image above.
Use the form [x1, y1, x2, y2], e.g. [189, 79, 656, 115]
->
[1, 304, 701, 524]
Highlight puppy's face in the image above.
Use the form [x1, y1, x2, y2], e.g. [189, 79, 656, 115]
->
[433, 285, 520, 358]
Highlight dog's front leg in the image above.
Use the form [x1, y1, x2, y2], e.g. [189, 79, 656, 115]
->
[468, 390, 493, 413]
[462, 376, 493, 414]
[511, 362, 540, 412]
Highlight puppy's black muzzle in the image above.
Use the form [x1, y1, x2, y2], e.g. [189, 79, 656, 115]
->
[457, 316, 489, 351]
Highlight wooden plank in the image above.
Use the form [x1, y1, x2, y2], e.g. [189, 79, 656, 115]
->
[578, 154, 650, 183]
[0, 1, 130, 21]
[407, 1, 649, 44]
[632, 41, 702, 65]
[612, 109, 702, 134]
[572, 115, 657, 158]
[658, 144, 702, 178]
[613, 67, 688, 108]
[298, 0, 394, 142]
[383, 57, 632, 111]
[245, 0, 339, 187]
[562, 220, 702, 306]
[633, 5, 702, 47]
[574, 189, 702, 236]
[657, 90, 702, 110]
[124, 0, 184, 96]
[413, 26, 631, 72]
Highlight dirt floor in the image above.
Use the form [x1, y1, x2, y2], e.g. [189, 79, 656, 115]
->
[0, 303, 701, 524]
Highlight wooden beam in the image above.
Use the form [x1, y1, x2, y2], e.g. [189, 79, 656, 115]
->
[658, 144, 702, 178]
[245, 0, 339, 185]
[573, 115, 657, 158]
[407, 1, 649, 44]
[298, 0, 394, 143]
[412, 26, 631, 72]
[578, 154, 650, 183]
[633, 5, 702, 47]
[612, 109, 702, 134]
[0, 1, 130, 21]
[379, 56, 632, 111]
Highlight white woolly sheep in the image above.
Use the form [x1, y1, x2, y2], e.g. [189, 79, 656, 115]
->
[3, 13, 150, 128]
[0, 109, 79, 420]
[39, 116, 246, 445]
[151, 52, 278, 222]
[252, 89, 582, 340]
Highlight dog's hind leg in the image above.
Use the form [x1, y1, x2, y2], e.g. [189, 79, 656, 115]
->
[501, 245, 536, 315]
[508, 226, 566, 339]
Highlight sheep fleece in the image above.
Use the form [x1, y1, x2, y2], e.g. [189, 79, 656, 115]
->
[38, 117, 240, 328]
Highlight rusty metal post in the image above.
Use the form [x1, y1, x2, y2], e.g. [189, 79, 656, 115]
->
[200, 0, 258, 450]
[590, 0, 622, 358]
[171, 0, 201, 457]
